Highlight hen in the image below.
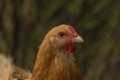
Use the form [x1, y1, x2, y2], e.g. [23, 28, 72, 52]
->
[31, 24, 84, 80]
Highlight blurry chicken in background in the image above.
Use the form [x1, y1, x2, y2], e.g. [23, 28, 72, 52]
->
[0, 54, 31, 80]
[0, 24, 83, 80]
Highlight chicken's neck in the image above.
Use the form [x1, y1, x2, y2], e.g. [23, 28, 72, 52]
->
[31, 40, 81, 80]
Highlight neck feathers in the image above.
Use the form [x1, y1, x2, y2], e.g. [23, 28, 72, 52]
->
[31, 38, 82, 80]
[31, 38, 56, 80]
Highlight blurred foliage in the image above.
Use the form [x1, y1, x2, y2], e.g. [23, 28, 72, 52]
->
[0, 0, 120, 80]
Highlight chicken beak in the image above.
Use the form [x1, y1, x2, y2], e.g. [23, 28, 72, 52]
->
[72, 36, 84, 43]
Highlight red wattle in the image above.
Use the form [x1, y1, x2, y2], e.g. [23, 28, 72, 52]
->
[66, 44, 75, 55]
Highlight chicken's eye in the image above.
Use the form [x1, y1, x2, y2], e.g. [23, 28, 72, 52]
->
[58, 32, 66, 37]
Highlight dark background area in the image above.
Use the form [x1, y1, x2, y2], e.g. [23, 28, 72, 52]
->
[0, 0, 120, 80]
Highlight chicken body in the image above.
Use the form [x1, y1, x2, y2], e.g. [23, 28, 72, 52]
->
[31, 24, 83, 80]
[0, 54, 31, 80]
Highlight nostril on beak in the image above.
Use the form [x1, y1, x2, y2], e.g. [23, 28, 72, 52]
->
[72, 36, 84, 43]
[73, 35, 77, 38]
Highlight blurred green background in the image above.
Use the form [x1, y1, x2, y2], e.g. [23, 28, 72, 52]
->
[0, 0, 120, 80]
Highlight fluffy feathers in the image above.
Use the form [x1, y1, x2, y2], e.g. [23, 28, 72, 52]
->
[0, 54, 31, 80]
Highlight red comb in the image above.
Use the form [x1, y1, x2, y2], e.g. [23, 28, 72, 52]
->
[68, 26, 78, 36]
